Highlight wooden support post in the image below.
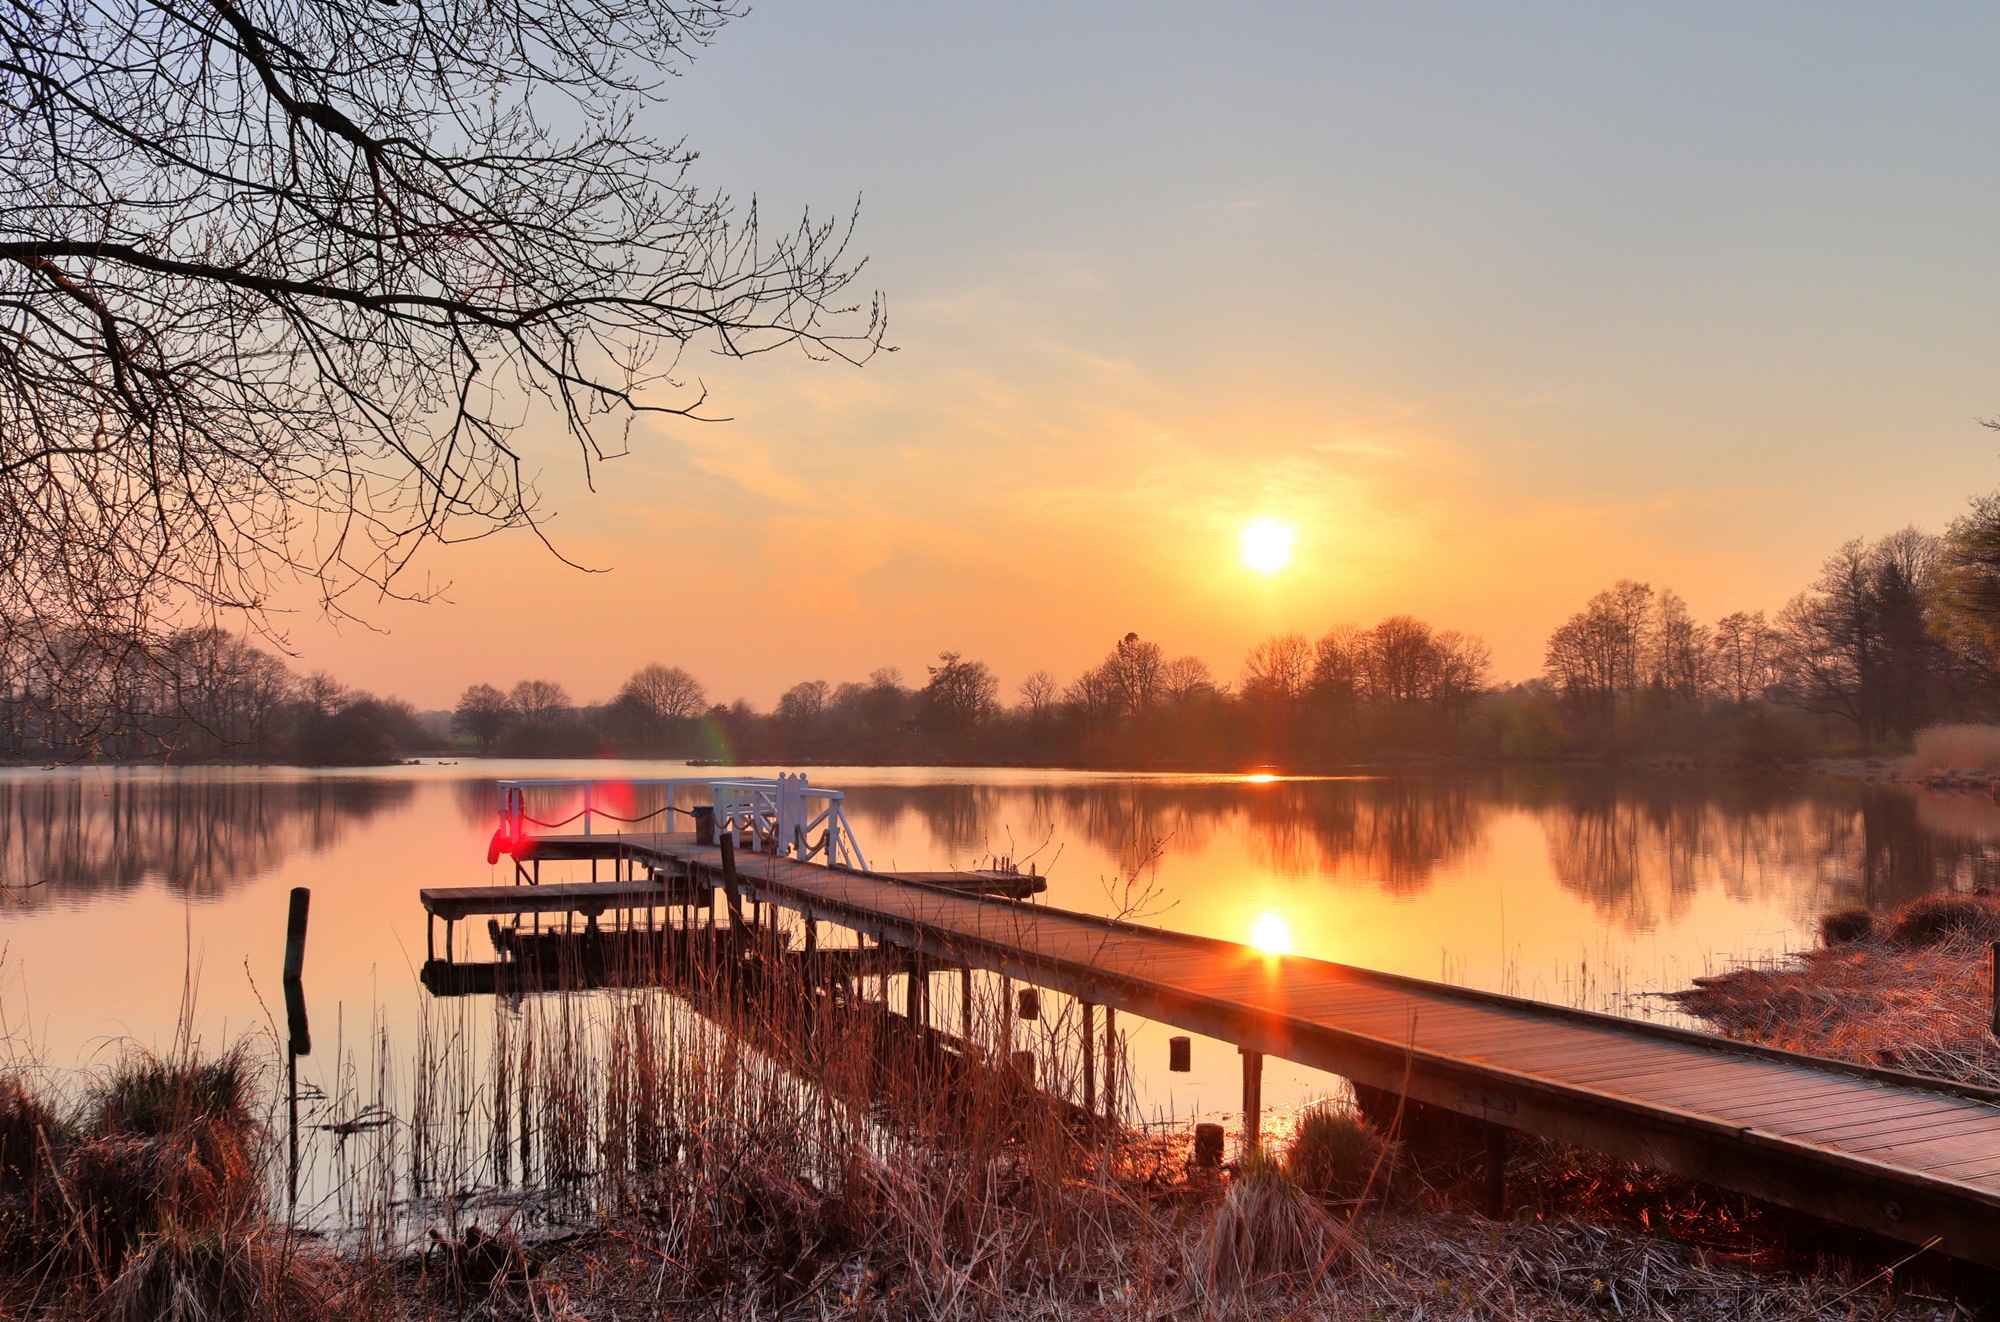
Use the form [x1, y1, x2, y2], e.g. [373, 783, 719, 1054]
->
[1240, 1048, 1263, 1157]
[1082, 1001, 1097, 1116]
[1103, 1006, 1117, 1122]
[905, 951, 926, 1024]
[1000, 976, 1014, 1053]
[1483, 1122, 1509, 1221]
[719, 834, 748, 938]
[961, 965, 973, 1044]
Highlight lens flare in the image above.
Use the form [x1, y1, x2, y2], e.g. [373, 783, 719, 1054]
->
[1240, 517, 1296, 574]
[1249, 911, 1292, 955]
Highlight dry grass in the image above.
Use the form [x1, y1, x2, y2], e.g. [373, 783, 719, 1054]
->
[1286, 1102, 1398, 1206]
[0, 1046, 333, 1322]
[323, 913, 1977, 1320]
[1672, 896, 2000, 1085]
[6, 896, 1988, 1320]
[1909, 724, 2000, 776]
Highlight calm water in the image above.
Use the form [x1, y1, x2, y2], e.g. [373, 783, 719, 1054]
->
[2, 761, 1994, 1124]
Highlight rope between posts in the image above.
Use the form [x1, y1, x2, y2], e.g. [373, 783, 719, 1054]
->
[516, 804, 693, 829]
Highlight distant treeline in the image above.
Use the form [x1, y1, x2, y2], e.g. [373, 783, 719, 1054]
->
[0, 628, 445, 764]
[12, 500, 2000, 767]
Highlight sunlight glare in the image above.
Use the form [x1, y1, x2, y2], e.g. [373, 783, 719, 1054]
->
[1249, 911, 1292, 955]
[1240, 517, 1296, 575]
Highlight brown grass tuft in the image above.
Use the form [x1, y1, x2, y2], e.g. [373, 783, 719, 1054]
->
[1819, 906, 1875, 945]
[1286, 1102, 1397, 1206]
[1887, 894, 2000, 947]
[95, 1224, 330, 1322]
[1194, 1156, 1345, 1300]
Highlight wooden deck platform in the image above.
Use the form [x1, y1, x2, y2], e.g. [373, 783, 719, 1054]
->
[427, 828, 2000, 1267]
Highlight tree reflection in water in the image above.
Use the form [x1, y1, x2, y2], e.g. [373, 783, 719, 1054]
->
[438, 768, 2000, 935]
[0, 773, 414, 903]
[839, 773, 2000, 933]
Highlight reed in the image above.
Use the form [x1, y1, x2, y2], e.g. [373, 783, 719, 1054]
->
[2, 894, 1978, 1319]
[347, 909, 1965, 1319]
[0, 1044, 331, 1321]
[1909, 723, 2000, 775]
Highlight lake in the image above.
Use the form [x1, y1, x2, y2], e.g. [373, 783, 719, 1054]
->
[2, 761, 1991, 1142]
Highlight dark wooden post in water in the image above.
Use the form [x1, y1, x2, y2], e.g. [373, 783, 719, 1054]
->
[1081, 1002, 1096, 1116]
[281, 887, 311, 1211]
[1483, 1122, 1509, 1220]
[960, 965, 973, 1043]
[1240, 1048, 1263, 1157]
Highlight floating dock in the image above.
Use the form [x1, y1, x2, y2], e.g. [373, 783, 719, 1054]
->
[418, 774, 2000, 1269]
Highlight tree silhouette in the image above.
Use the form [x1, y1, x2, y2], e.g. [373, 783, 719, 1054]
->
[0, 0, 884, 700]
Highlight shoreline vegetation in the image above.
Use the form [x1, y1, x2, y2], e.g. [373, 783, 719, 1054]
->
[6, 913, 1996, 1318]
[14, 520, 2000, 774]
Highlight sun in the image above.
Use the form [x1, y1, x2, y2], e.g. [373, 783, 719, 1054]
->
[1249, 911, 1292, 955]
[1240, 517, 1296, 575]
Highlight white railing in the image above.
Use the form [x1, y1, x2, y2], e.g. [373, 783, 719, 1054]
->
[494, 772, 869, 871]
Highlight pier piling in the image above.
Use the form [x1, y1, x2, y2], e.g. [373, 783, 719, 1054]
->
[1240, 1048, 1263, 1157]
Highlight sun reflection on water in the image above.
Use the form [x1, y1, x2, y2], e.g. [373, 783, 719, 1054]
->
[1249, 911, 1293, 955]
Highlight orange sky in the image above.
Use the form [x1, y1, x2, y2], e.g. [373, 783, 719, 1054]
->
[279, 5, 2000, 710]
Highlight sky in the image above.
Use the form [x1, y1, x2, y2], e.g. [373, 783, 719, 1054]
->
[287, 2, 2000, 710]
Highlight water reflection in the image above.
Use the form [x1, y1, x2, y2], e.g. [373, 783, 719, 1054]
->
[0, 772, 413, 904]
[438, 770, 2000, 932]
[12, 762, 2000, 1130]
[1531, 777, 2000, 930]
[834, 777, 1489, 893]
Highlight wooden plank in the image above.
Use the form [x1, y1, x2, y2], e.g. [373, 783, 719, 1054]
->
[1704, 1076, 1935, 1121]
[1830, 1111, 2000, 1156]
[1785, 1100, 2000, 1146]
[1717, 1088, 1962, 1132]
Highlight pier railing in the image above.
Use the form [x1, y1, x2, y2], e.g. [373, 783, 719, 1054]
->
[495, 773, 868, 871]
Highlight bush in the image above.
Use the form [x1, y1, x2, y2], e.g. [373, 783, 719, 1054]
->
[1819, 907, 1875, 946]
[1723, 705, 1816, 766]
[1498, 697, 1573, 761]
[1287, 1103, 1395, 1203]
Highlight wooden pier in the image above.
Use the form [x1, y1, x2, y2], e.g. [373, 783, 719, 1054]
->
[421, 777, 2000, 1270]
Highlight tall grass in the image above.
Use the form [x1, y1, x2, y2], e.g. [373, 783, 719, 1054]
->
[1, 890, 1974, 1319]
[0, 1043, 331, 1320]
[1909, 723, 2000, 776]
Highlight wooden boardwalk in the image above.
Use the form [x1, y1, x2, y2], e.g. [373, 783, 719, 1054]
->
[428, 828, 2000, 1267]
